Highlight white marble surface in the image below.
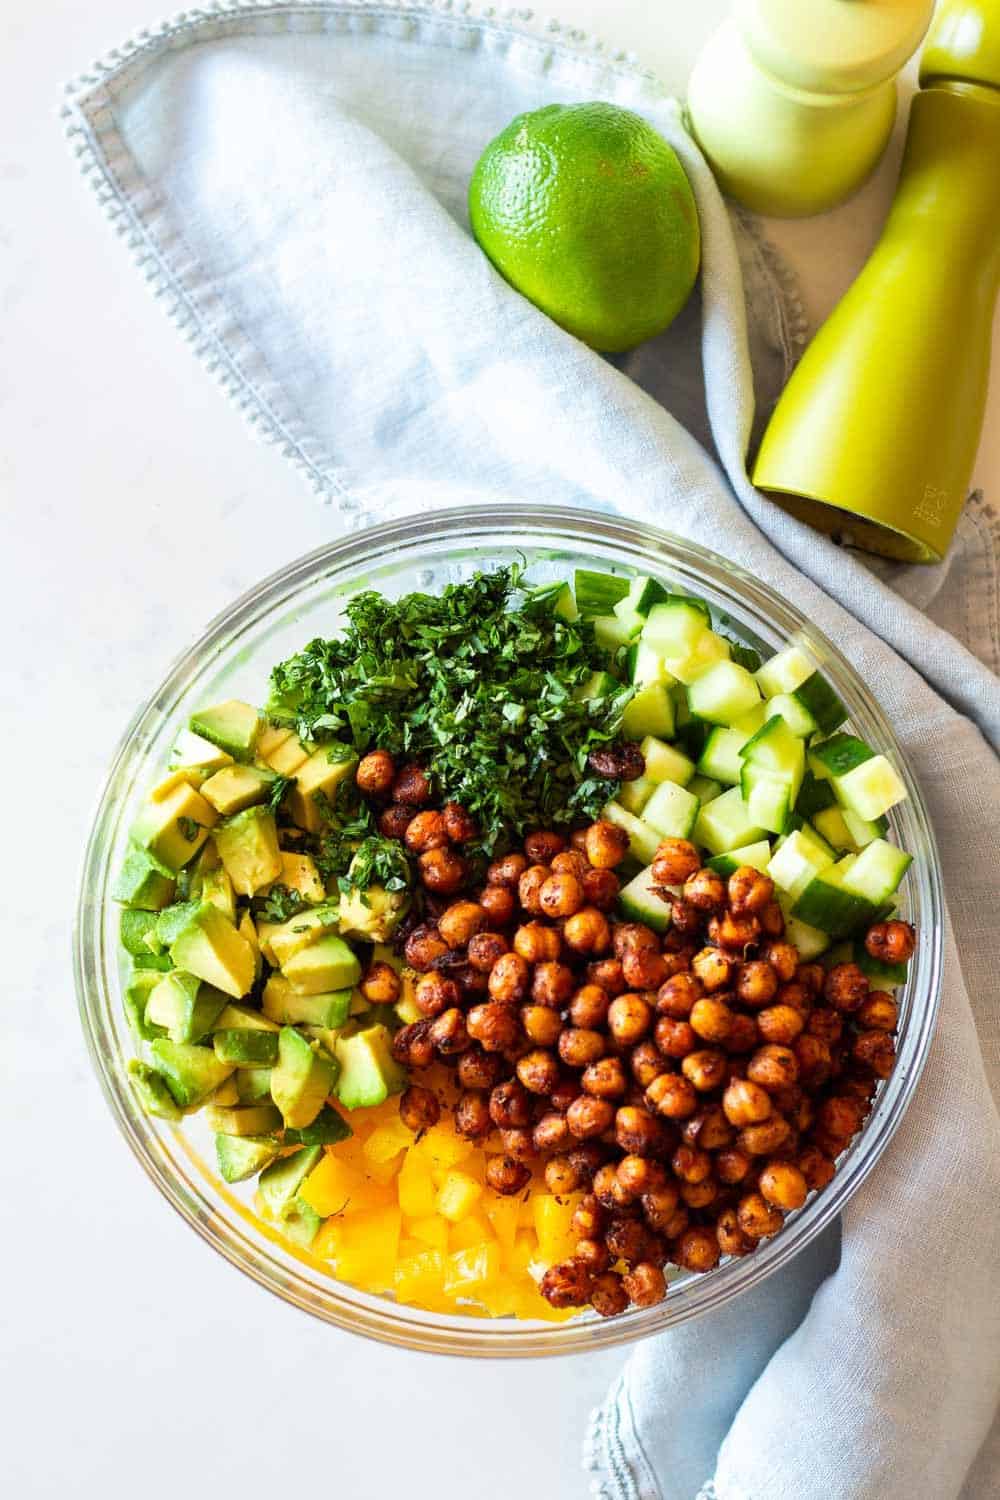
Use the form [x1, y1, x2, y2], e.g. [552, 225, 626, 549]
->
[3, 3, 998, 1497]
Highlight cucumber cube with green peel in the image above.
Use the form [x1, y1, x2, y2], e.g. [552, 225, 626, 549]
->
[618, 866, 675, 933]
[810, 734, 874, 779]
[639, 736, 695, 786]
[574, 569, 630, 617]
[627, 639, 676, 688]
[707, 839, 773, 877]
[602, 802, 662, 865]
[839, 838, 912, 904]
[640, 599, 710, 657]
[622, 682, 674, 740]
[661, 630, 730, 686]
[617, 775, 657, 816]
[697, 726, 748, 785]
[833, 756, 908, 822]
[693, 787, 766, 855]
[641, 780, 700, 839]
[767, 828, 834, 900]
[755, 644, 815, 698]
[687, 661, 762, 725]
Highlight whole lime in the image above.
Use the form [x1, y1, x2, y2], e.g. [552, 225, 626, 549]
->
[469, 102, 701, 353]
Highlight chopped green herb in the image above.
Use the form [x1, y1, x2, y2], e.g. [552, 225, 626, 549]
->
[336, 836, 412, 906]
[177, 816, 201, 843]
[255, 884, 310, 922]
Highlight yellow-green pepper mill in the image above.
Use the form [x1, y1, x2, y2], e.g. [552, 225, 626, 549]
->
[752, 0, 1000, 562]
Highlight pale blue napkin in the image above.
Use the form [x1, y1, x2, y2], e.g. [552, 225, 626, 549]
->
[64, 5, 1000, 1496]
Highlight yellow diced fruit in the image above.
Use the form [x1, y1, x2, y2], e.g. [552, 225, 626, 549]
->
[397, 1155, 438, 1220]
[363, 1118, 414, 1164]
[299, 1154, 364, 1217]
[532, 1192, 586, 1268]
[334, 1206, 401, 1292]
[265, 733, 310, 777]
[415, 1124, 473, 1171]
[444, 1242, 502, 1297]
[436, 1171, 483, 1223]
[405, 1215, 449, 1252]
[273, 851, 326, 904]
[311, 1217, 344, 1262]
[483, 1191, 522, 1259]
[449, 1214, 494, 1251]
[255, 724, 292, 761]
[395, 1248, 449, 1309]
[476, 1273, 529, 1318]
[508, 1232, 539, 1275]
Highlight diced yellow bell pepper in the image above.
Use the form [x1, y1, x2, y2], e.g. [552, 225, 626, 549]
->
[483, 1191, 522, 1260]
[311, 1217, 344, 1262]
[334, 1206, 401, 1292]
[444, 1242, 502, 1297]
[395, 1248, 448, 1308]
[405, 1215, 449, 1252]
[449, 1214, 494, 1251]
[364, 1119, 414, 1164]
[300, 1154, 364, 1217]
[532, 1191, 585, 1267]
[436, 1170, 483, 1223]
[508, 1232, 539, 1275]
[415, 1124, 473, 1171]
[397, 1154, 437, 1220]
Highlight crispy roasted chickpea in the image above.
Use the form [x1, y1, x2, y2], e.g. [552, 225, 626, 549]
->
[689, 996, 734, 1043]
[548, 849, 587, 880]
[479, 884, 516, 926]
[747, 1043, 799, 1092]
[486, 1154, 532, 1196]
[399, 1084, 440, 1133]
[656, 972, 703, 1019]
[575, 1237, 611, 1274]
[540, 1258, 592, 1309]
[549, 1077, 582, 1114]
[437, 900, 486, 948]
[571, 1193, 607, 1240]
[581, 1056, 628, 1100]
[391, 763, 432, 805]
[466, 1002, 520, 1053]
[715, 1147, 752, 1185]
[639, 1180, 681, 1233]
[567, 1094, 616, 1140]
[488, 1078, 532, 1130]
[776, 981, 812, 1012]
[391, 1018, 436, 1071]
[590, 1271, 629, 1318]
[759, 1160, 808, 1211]
[539, 871, 584, 919]
[615, 1104, 665, 1156]
[798, 1145, 836, 1192]
[593, 1163, 634, 1211]
[651, 838, 701, 887]
[516, 865, 550, 916]
[587, 957, 627, 996]
[725, 1013, 761, 1054]
[510, 922, 557, 965]
[565, 1142, 611, 1184]
[582, 867, 621, 912]
[361, 960, 401, 1005]
[676, 1227, 721, 1272]
[865, 919, 915, 965]
[613, 922, 660, 958]
[456, 1047, 505, 1092]
[757, 1003, 805, 1045]
[738, 1115, 792, 1156]
[716, 1206, 754, 1257]
[563, 907, 612, 955]
[516, 1048, 561, 1095]
[840, 1069, 877, 1106]
[487, 951, 531, 1004]
[683, 1104, 733, 1151]
[623, 1261, 667, 1308]
[534, 1113, 573, 1155]
[762, 941, 799, 983]
[532, 961, 575, 1007]
[488, 852, 528, 888]
[759, 899, 786, 938]
[722, 1077, 773, 1126]
[606, 1217, 654, 1266]
[853, 1028, 896, 1079]
[558, 1027, 606, 1070]
[630, 1040, 666, 1089]
[795, 962, 826, 997]
[691, 946, 733, 993]
[607, 993, 653, 1047]
[501, 1132, 537, 1162]
[404, 810, 449, 852]
[356, 748, 395, 796]
[815, 1095, 864, 1147]
[655, 1016, 697, 1060]
[708, 910, 761, 951]
[728, 865, 775, 916]
[670, 898, 704, 937]
[378, 803, 414, 840]
[660, 950, 694, 981]
[680, 1179, 719, 1210]
[455, 1089, 492, 1139]
[419, 846, 466, 894]
[520, 1004, 563, 1047]
[525, 830, 565, 863]
[681, 1048, 728, 1093]
[466, 931, 509, 973]
[672, 1143, 712, 1185]
[616, 1154, 665, 1198]
[737, 1191, 784, 1240]
[580, 819, 628, 871]
[429, 1007, 471, 1055]
[736, 961, 779, 1008]
[454, 962, 490, 997]
[414, 970, 461, 1018]
[683, 868, 727, 911]
[621, 946, 668, 990]
[646, 1072, 698, 1120]
[823, 963, 869, 1013]
[544, 1154, 581, 1195]
[794, 1034, 833, 1087]
[404, 923, 449, 972]
[442, 802, 477, 843]
[566, 984, 607, 1031]
[857, 991, 898, 1031]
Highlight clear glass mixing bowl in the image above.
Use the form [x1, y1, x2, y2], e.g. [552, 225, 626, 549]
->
[74, 506, 943, 1356]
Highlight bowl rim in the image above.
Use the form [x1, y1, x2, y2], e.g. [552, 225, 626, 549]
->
[74, 503, 944, 1356]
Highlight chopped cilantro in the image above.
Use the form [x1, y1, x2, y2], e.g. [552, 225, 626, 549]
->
[254, 884, 309, 923]
[267, 775, 294, 813]
[177, 816, 201, 843]
[336, 836, 412, 906]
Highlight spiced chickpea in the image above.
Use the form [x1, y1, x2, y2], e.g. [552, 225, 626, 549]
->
[630, 1040, 666, 1089]
[455, 962, 491, 997]
[676, 1227, 721, 1273]
[534, 1112, 573, 1155]
[624, 1262, 667, 1308]
[549, 1077, 582, 1114]
[442, 802, 477, 843]
[757, 1004, 805, 1045]
[587, 957, 627, 996]
[617, 1154, 665, 1198]
[544, 1154, 581, 1195]
[708, 910, 761, 951]
[501, 1129, 539, 1164]
[606, 1217, 654, 1267]
[487, 952, 531, 1004]
[823, 963, 869, 1013]
[429, 1008, 470, 1055]
[392, 1019, 436, 1071]
[582, 868, 621, 912]
[794, 1034, 833, 1087]
[660, 950, 694, 982]
[615, 1104, 665, 1157]
[567, 1094, 616, 1140]
[516, 1048, 561, 1095]
[455, 1090, 492, 1139]
[738, 1115, 792, 1157]
[621, 945, 668, 990]
[391, 763, 432, 805]
[436, 900, 486, 948]
[486, 1155, 532, 1196]
[840, 1070, 877, 1106]
[613, 923, 660, 958]
[689, 997, 734, 1044]
[399, 1085, 440, 1133]
[759, 900, 785, 938]
[651, 837, 701, 887]
[593, 1163, 634, 1212]
[590, 1271, 629, 1318]
[404, 810, 449, 852]
[747, 1044, 799, 1092]
[761, 941, 799, 984]
[524, 830, 564, 863]
[517, 865, 550, 916]
[776, 981, 812, 1012]
[728, 866, 775, 916]
[488, 1079, 532, 1130]
[798, 1145, 836, 1192]
[656, 972, 703, 1019]
[361, 961, 401, 1005]
[559, 1028, 607, 1069]
[670, 898, 704, 938]
[547, 849, 585, 881]
[404, 923, 449, 972]
[806, 1008, 843, 1045]
[758, 1160, 808, 1211]
[725, 1013, 761, 1055]
[532, 961, 575, 1008]
[722, 1077, 773, 1126]
[716, 1207, 754, 1257]
[520, 1004, 563, 1047]
[466, 931, 508, 973]
[456, 1047, 504, 1092]
[857, 992, 899, 1031]
[539, 871, 585, 919]
[672, 1143, 712, 1185]
[683, 1104, 733, 1151]
[414, 971, 461, 1018]
[419, 846, 466, 894]
[563, 907, 612, 955]
[355, 748, 396, 796]
[646, 1072, 698, 1120]
[795, 962, 825, 998]
[607, 993, 653, 1047]
[487, 852, 527, 888]
[853, 1029, 896, 1079]
[816, 1095, 864, 1145]
[575, 1238, 611, 1276]
[571, 1193, 607, 1240]
[681, 1179, 719, 1211]
[681, 1048, 728, 1093]
[569, 984, 610, 1030]
[511, 923, 558, 965]
[540, 1258, 592, 1309]
[737, 1191, 784, 1240]
[570, 828, 590, 853]
[466, 1002, 520, 1053]
[655, 1017, 697, 1060]
[865, 919, 915, 965]
[715, 1147, 752, 1185]
[736, 961, 779, 1008]
[640, 1181, 681, 1232]
[582, 1056, 628, 1100]
[691, 946, 733, 993]
[481, 884, 517, 926]
[683, 868, 727, 911]
[378, 804, 414, 839]
[584, 820, 631, 870]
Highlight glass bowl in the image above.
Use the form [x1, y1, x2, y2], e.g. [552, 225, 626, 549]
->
[75, 505, 943, 1356]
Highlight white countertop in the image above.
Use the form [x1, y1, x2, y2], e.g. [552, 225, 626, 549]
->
[3, 3, 997, 1497]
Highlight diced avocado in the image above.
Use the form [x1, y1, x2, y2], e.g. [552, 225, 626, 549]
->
[199, 867, 236, 923]
[262, 974, 353, 1029]
[112, 848, 176, 911]
[200, 764, 278, 816]
[210, 1002, 280, 1032]
[169, 903, 256, 999]
[268, 906, 342, 967]
[145, 971, 229, 1043]
[130, 951, 174, 973]
[128, 1059, 183, 1121]
[338, 882, 409, 943]
[239, 910, 262, 981]
[149, 1038, 235, 1109]
[236, 1067, 273, 1103]
[154, 899, 202, 950]
[335, 1023, 406, 1110]
[283, 933, 362, 995]
[120, 909, 160, 957]
[255, 920, 281, 966]
[279, 1197, 322, 1248]
[271, 1026, 337, 1130]
[122, 968, 166, 1042]
[215, 1133, 282, 1183]
[257, 1145, 323, 1216]
[214, 806, 282, 896]
[255, 723, 293, 762]
[264, 733, 310, 777]
[269, 852, 326, 905]
[206, 1074, 241, 1107]
[287, 747, 358, 833]
[204, 1101, 283, 1136]
[213, 1029, 280, 1067]
[284, 1103, 352, 1147]
[129, 781, 219, 872]
[170, 727, 235, 776]
[189, 700, 261, 762]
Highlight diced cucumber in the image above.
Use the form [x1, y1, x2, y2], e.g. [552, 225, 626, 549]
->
[575, 670, 622, 703]
[662, 630, 730, 685]
[639, 736, 695, 786]
[731, 702, 767, 739]
[627, 639, 676, 688]
[671, 691, 711, 757]
[742, 770, 793, 836]
[842, 808, 888, 847]
[755, 644, 816, 698]
[622, 682, 675, 740]
[594, 613, 641, 653]
[641, 599, 710, 658]
[693, 787, 766, 855]
[767, 829, 834, 900]
[740, 715, 805, 792]
[796, 770, 837, 818]
[766, 692, 817, 738]
[707, 839, 773, 877]
[697, 726, 748, 785]
[525, 580, 578, 621]
[810, 734, 874, 779]
[791, 864, 877, 938]
[779, 901, 832, 960]
[853, 940, 909, 989]
[574, 570, 630, 617]
[812, 805, 858, 851]
[790, 672, 847, 737]
[687, 661, 762, 725]
[688, 774, 722, 805]
[840, 838, 912, 904]
[833, 755, 908, 822]
[603, 803, 662, 865]
[642, 781, 700, 839]
[614, 574, 670, 619]
[617, 775, 657, 815]
[618, 866, 674, 934]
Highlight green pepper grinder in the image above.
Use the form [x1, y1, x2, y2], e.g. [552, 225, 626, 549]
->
[752, 0, 1000, 562]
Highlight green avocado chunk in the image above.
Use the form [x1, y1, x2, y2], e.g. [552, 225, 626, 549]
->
[215, 1134, 282, 1183]
[149, 1038, 235, 1109]
[338, 882, 409, 943]
[129, 781, 217, 872]
[189, 700, 262, 761]
[112, 848, 176, 910]
[128, 1059, 183, 1121]
[200, 764, 278, 816]
[144, 970, 229, 1044]
[262, 974, 353, 1030]
[212, 1029, 280, 1067]
[334, 1023, 406, 1110]
[214, 806, 283, 897]
[257, 1144, 323, 1215]
[236, 1067, 273, 1103]
[271, 1027, 337, 1130]
[120, 908, 160, 957]
[282, 934, 362, 995]
[204, 1102, 283, 1136]
[280, 1197, 322, 1248]
[284, 1103, 352, 1147]
[169, 902, 256, 999]
[122, 968, 166, 1043]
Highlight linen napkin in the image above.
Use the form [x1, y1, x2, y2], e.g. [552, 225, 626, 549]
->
[63, 5, 1000, 1497]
